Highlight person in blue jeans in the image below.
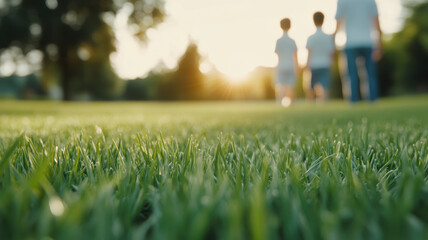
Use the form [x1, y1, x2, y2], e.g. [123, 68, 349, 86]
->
[335, 0, 383, 102]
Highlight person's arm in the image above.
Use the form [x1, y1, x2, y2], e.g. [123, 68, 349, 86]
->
[306, 50, 311, 70]
[293, 51, 299, 77]
[334, 19, 343, 46]
[372, 17, 383, 61]
[305, 39, 311, 70]
[334, 0, 344, 44]
[330, 36, 337, 64]
[274, 39, 279, 54]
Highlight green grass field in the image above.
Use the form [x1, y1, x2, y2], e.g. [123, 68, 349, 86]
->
[0, 96, 427, 240]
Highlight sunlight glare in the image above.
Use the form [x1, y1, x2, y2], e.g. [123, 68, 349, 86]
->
[281, 97, 292, 107]
[199, 60, 214, 74]
[216, 63, 252, 80]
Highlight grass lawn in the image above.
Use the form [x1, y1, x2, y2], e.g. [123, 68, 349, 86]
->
[0, 96, 427, 240]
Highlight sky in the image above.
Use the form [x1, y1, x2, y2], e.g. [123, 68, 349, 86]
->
[111, 0, 404, 80]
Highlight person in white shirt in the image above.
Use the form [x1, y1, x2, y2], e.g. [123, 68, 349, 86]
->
[335, 0, 382, 102]
[274, 18, 298, 105]
[306, 12, 335, 102]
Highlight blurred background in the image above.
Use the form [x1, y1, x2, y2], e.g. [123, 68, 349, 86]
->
[0, 0, 426, 101]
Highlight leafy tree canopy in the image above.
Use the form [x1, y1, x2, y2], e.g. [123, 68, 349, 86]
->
[0, 0, 165, 100]
[386, 1, 428, 93]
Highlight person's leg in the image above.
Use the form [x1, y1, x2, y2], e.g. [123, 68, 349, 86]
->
[317, 68, 330, 102]
[275, 84, 285, 104]
[284, 85, 295, 103]
[344, 48, 361, 102]
[312, 69, 322, 101]
[321, 88, 329, 102]
[314, 85, 329, 102]
[306, 69, 317, 101]
[362, 47, 379, 101]
[290, 71, 297, 102]
[284, 71, 296, 103]
[275, 70, 285, 104]
[306, 88, 315, 102]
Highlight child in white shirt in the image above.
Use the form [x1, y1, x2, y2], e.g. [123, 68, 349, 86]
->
[275, 18, 298, 105]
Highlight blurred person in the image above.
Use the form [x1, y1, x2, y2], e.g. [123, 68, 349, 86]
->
[274, 18, 298, 106]
[335, 0, 382, 102]
[305, 12, 335, 102]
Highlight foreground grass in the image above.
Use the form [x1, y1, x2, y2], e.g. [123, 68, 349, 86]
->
[0, 96, 427, 240]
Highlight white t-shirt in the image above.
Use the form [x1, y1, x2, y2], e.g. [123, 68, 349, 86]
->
[306, 28, 335, 69]
[275, 33, 297, 71]
[335, 0, 379, 48]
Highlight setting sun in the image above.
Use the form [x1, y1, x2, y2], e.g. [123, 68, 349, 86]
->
[111, 0, 403, 80]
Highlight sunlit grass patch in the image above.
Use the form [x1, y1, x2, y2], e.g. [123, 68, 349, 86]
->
[0, 96, 427, 239]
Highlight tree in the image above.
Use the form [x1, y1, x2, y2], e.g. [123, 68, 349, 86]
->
[380, 1, 428, 94]
[0, 0, 165, 100]
[172, 43, 204, 100]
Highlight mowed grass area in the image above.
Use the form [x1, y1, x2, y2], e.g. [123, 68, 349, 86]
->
[0, 96, 427, 240]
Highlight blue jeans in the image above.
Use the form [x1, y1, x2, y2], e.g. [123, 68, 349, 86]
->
[344, 47, 379, 102]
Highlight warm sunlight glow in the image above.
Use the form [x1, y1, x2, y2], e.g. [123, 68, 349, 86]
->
[112, 0, 403, 80]
[228, 74, 248, 85]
